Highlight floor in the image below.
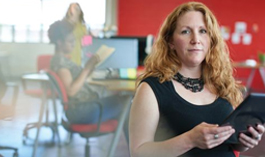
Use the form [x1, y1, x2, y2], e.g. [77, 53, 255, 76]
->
[1, 80, 265, 157]
[0, 80, 130, 157]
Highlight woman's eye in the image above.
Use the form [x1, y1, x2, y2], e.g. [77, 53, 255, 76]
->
[181, 30, 190, 34]
[200, 29, 207, 34]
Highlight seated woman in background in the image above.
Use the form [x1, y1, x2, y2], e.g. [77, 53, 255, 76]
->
[47, 20, 130, 129]
[129, 2, 264, 157]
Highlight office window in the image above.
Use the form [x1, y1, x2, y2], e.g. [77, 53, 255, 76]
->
[0, 0, 106, 43]
[0, 0, 41, 25]
[14, 25, 28, 43]
[0, 25, 13, 42]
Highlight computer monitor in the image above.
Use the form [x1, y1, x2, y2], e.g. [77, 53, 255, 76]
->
[110, 36, 148, 66]
[82, 38, 138, 70]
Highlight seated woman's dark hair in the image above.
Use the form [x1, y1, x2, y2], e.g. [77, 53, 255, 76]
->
[48, 20, 74, 44]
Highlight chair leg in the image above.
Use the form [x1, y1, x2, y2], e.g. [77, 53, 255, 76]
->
[51, 97, 61, 145]
[85, 138, 90, 157]
[22, 122, 38, 144]
[32, 91, 47, 157]
[0, 146, 19, 157]
[13, 149, 19, 157]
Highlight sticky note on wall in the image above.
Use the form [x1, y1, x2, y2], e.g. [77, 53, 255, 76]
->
[127, 68, 136, 79]
[82, 35, 92, 46]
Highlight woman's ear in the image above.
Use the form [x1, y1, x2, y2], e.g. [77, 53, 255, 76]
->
[168, 43, 174, 50]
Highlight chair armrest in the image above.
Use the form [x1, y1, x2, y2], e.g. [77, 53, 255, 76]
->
[93, 100, 104, 133]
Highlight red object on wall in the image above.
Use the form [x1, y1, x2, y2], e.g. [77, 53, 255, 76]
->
[118, 0, 265, 91]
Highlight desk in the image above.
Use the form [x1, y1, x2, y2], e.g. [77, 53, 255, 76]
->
[87, 78, 136, 156]
[21, 73, 60, 157]
[88, 78, 136, 92]
[233, 62, 265, 91]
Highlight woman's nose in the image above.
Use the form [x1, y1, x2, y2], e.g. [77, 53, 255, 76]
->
[190, 33, 201, 44]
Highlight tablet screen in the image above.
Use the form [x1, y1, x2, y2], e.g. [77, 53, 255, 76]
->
[221, 93, 265, 144]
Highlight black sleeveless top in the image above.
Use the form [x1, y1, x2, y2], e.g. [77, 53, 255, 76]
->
[142, 77, 235, 157]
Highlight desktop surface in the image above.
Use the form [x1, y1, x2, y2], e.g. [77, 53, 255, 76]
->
[91, 68, 137, 81]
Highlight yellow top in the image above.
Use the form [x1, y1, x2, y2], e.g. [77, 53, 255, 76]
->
[70, 22, 87, 66]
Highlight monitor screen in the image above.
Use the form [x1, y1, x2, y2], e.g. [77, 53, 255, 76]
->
[110, 36, 147, 66]
[82, 38, 138, 70]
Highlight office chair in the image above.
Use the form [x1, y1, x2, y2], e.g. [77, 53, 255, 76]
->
[22, 54, 53, 98]
[0, 65, 19, 157]
[21, 54, 60, 145]
[44, 69, 119, 157]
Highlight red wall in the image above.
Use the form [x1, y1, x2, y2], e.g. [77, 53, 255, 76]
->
[117, 0, 265, 91]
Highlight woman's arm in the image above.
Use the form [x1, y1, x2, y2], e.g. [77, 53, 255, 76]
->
[57, 55, 99, 97]
[129, 82, 235, 156]
[129, 82, 194, 156]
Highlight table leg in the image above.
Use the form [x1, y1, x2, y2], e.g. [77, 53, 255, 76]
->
[51, 92, 61, 145]
[107, 95, 132, 157]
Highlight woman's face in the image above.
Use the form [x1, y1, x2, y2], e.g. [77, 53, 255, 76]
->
[70, 4, 81, 18]
[61, 33, 75, 54]
[170, 11, 210, 68]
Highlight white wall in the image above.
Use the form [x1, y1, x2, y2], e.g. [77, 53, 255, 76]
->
[0, 42, 54, 79]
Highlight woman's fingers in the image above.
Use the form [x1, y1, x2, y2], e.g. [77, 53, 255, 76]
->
[208, 128, 235, 148]
[238, 124, 265, 148]
[255, 124, 265, 134]
[248, 126, 262, 140]
[239, 133, 258, 148]
[193, 123, 235, 149]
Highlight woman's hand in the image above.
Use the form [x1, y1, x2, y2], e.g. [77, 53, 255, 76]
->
[84, 54, 100, 70]
[188, 122, 235, 149]
[238, 124, 265, 149]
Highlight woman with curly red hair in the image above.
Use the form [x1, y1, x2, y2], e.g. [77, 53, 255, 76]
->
[129, 2, 264, 157]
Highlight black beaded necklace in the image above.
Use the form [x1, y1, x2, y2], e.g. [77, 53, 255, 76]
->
[173, 72, 204, 93]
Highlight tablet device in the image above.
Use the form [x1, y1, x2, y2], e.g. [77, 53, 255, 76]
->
[221, 93, 265, 144]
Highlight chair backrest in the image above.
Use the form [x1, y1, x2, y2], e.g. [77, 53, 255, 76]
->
[21, 54, 53, 96]
[44, 69, 69, 110]
[37, 54, 53, 71]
